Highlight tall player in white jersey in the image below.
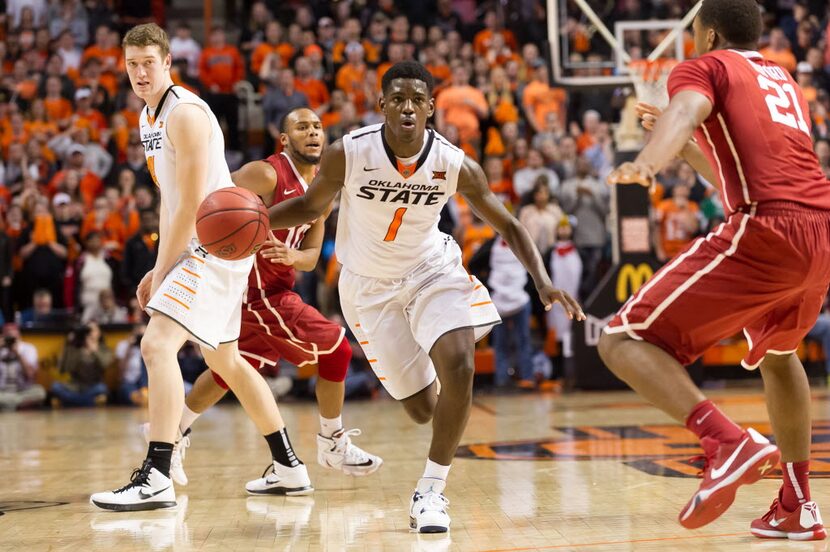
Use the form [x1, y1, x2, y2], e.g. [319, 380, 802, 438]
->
[91, 24, 311, 512]
[268, 61, 586, 533]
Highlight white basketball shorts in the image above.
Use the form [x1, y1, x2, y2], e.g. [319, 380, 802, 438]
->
[338, 238, 501, 400]
[146, 239, 254, 349]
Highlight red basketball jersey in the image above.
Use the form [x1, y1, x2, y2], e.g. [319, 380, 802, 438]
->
[247, 153, 314, 293]
[667, 49, 830, 215]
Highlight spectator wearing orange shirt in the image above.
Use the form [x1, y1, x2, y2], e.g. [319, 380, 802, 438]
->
[435, 63, 489, 145]
[760, 28, 797, 74]
[377, 43, 409, 92]
[27, 99, 58, 142]
[483, 155, 516, 206]
[43, 76, 73, 124]
[321, 89, 346, 130]
[82, 25, 121, 75]
[332, 18, 364, 65]
[364, 12, 390, 65]
[8, 59, 39, 102]
[486, 66, 520, 126]
[199, 27, 245, 150]
[522, 64, 567, 133]
[48, 145, 103, 209]
[484, 32, 519, 68]
[473, 10, 518, 56]
[575, 110, 601, 154]
[654, 182, 700, 262]
[81, 195, 127, 259]
[294, 56, 329, 112]
[1, 112, 30, 156]
[71, 88, 108, 142]
[335, 42, 370, 114]
[250, 21, 295, 76]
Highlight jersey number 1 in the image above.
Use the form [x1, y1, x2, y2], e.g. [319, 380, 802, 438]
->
[384, 208, 407, 242]
[757, 75, 810, 136]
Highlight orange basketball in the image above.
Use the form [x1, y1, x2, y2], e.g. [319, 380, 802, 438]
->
[196, 187, 269, 260]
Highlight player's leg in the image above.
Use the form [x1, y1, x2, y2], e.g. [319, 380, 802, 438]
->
[400, 380, 439, 424]
[749, 354, 825, 540]
[90, 314, 190, 511]
[201, 340, 313, 495]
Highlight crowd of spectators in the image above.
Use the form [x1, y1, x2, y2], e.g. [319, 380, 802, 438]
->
[0, 0, 829, 407]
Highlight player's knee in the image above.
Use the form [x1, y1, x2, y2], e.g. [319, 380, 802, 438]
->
[597, 332, 622, 368]
[140, 335, 177, 369]
[436, 353, 475, 388]
[404, 400, 435, 424]
[318, 339, 352, 383]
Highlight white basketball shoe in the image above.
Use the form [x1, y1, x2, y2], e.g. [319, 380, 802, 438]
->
[90, 460, 177, 512]
[409, 478, 451, 533]
[317, 428, 383, 476]
[245, 461, 314, 496]
[140, 423, 191, 486]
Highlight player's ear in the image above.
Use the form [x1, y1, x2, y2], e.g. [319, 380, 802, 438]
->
[279, 132, 289, 147]
[164, 53, 172, 71]
[378, 94, 386, 115]
[427, 97, 435, 118]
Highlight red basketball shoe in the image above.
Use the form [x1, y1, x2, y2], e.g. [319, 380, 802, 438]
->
[751, 496, 826, 541]
[678, 428, 780, 529]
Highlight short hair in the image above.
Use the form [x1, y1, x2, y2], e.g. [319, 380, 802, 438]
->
[122, 23, 170, 58]
[381, 61, 434, 95]
[279, 107, 314, 133]
[697, 0, 762, 47]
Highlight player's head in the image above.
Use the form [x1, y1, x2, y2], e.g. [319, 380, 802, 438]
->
[694, 0, 762, 55]
[123, 23, 172, 101]
[279, 107, 324, 166]
[380, 61, 435, 143]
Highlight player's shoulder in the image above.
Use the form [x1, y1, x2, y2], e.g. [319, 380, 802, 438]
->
[345, 123, 384, 143]
[430, 127, 465, 156]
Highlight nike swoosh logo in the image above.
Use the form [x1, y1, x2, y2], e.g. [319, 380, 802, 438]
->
[138, 486, 171, 500]
[284, 189, 297, 195]
[696, 410, 713, 425]
[710, 438, 749, 479]
[363, 167, 379, 172]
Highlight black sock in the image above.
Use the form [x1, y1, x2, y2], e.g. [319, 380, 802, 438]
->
[147, 441, 174, 477]
[264, 428, 302, 467]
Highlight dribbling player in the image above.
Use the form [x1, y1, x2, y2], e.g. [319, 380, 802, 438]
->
[91, 24, 311, 511]
[162, 108, 382, 489]
[601, 0, 828, 539]
[267, 61, 585, 533]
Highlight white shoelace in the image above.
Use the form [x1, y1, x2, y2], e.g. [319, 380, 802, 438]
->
[333, 429, 372, 464]
[420, 491, 450, 513]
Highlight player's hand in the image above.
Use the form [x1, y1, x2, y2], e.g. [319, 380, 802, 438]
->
[537, 284, 586, 321]
[137, 270, 153, 310]
[607, 162, 656, 189]
[635, 101, 662, 131]
[259, 236, 296, 266]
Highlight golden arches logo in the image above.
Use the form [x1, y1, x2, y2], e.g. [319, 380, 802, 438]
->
[616, 263, 654, 303]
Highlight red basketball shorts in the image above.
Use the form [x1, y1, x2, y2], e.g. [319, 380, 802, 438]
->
[238, 289, 346, 371]
[606, 202, 830, 369]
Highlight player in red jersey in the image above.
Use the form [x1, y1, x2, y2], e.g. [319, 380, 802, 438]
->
[599, 0, 828, 540]
[156, 108, 382, 492]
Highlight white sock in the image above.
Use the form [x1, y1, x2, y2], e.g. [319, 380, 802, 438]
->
[422, 459, 451, 481]
[180, 404, 201, 434]
[320, 415, 342, 438]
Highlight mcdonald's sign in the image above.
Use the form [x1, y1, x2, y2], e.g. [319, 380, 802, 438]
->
[616, 263, 654, 303]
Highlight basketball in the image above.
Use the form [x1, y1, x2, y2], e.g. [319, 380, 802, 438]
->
[196, 187, 269, 260]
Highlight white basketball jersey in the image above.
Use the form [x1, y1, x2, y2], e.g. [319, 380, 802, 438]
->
[338, 124, 466, 278]
[139, 85, 233, 228]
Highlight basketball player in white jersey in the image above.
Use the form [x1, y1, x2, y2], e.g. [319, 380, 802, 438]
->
[91, 24, 311, 512]
[268, 61, 585, 533]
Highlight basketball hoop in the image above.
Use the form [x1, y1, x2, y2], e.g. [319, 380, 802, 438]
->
[628, 59, 679, 110]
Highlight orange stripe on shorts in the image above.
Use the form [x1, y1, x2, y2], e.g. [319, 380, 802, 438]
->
[368, 359, 378, 363]
[173, 281, 196, 294]
[359, 341, 369, 345]
[181, 267, 201, 278]
[471, 301, 493, 307]
[189, 255, 205, 264]
[163, 293, 190, 310]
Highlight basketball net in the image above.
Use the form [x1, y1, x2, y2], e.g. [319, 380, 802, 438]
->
[614, 58, 679, 153]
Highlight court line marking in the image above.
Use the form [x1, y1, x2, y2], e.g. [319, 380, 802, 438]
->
[483, 532, 746, 551]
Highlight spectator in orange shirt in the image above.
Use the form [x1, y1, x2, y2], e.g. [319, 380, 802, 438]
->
[71, 88, 107, 142]
[43, 76, 73, 124]
[77, 56, 119, 102]
[119, 92, 143, 130]
[335, 42, 370, 114]
[377, 43, 409, 91]
[27, 99, 58, 142]
[1, 112, 30, 156]
[484, 155, 516, 206]
[81, 195, 127, 259]
[49, 145, 103, 208]
[435, 62, 489, 145]
[199, 27, 245, 150]
[473, 9, 518, 56]
[522, 64, 567, 133]
[760, 28, 797, 74]
[250, 21, 295, 76]
[365, 12, 390, 65]
[484, 32, 519, 68]
[294, 56, 329, 112]
[575, 110, 601, 154]
[423, 41, 451, 88]
[486, 66, 520, 126]
[332, 18, 364, 65]
[8, 59, 39, 101]
[654, 182, 701, 262]
[321, 89, 346, 130]
[82, 24, 121, 75]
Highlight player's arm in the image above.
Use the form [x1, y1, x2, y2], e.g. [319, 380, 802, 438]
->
[609, 91, 713, 187]
[260, 213, 327, 271]
[637, 102, 719, 186]
[268, 140, 345, 230]
[151, 103, 211, 294]
[456, 156, 585, 320]
[231, 160, 279, 198]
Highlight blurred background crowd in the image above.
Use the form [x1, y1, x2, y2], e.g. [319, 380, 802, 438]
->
[1, 0, 829, 410]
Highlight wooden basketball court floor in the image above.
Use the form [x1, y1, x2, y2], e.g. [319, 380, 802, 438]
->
[3, 388, 830, 551]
